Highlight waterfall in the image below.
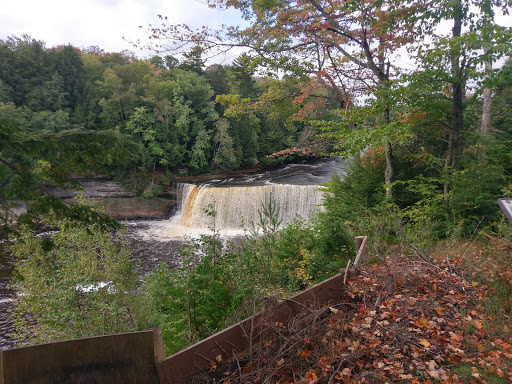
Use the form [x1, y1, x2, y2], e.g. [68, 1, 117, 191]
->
[171, 183, 324, 231]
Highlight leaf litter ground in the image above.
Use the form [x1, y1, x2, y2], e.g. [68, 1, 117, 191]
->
[190, 249, 512, 383]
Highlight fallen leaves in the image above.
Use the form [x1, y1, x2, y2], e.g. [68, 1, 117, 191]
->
[191, 255, 512, 383]
[304, 369, 318, 383]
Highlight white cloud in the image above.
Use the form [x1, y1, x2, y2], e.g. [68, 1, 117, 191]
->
[0, 0, 240, 56]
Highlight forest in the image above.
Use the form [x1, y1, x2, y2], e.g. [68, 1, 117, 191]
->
[1, 0, 512, 381]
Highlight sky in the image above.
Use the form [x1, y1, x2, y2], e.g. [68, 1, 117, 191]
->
[0, 0, 242, 59]
[1, 1, 510, 65]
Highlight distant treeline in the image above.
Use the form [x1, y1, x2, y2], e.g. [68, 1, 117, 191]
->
[0, 35, 335, 177]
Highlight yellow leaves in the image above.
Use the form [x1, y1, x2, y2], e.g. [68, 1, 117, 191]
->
[411, 316, 433, 330]
[35, 159, 52, 176]
[304, 369, 318, 383]
[215, 94, 254, 120]
[418, 338, 431, 348]
[433, 306, 444, 316]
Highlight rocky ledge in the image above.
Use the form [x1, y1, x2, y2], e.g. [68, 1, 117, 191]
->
[51, 176, 176, 220]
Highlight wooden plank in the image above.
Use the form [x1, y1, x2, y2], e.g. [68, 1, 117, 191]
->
[157, 273, 346, 384]
[153, 328, 165, 363]
[354, 236, 369, 268]
[0, 349, 5, 384]
[0, 328, 162, 384]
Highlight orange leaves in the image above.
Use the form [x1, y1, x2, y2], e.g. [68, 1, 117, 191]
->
[414, 316, 431, 328]
[209, 354, 223, 372]
[193, 254, 512, 383]
[318, 356, 332, 376]
[304, 369, 318, 383]
[434, 306, 444, 316]
[449, 331, 462, 344]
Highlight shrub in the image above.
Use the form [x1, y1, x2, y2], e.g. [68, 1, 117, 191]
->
[10, 215, 151, 345]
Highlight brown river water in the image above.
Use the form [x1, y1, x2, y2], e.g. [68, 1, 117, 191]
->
[0, 157, 345, 350]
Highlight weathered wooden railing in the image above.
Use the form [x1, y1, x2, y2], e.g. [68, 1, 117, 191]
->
[156, 235, 369, 383]
[0, 328, 163, 384]
[1, 237, 369, 384]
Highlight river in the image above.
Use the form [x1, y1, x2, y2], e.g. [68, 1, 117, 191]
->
[0, 157, 345, 350]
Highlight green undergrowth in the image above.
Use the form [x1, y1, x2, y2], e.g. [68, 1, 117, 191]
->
[452, 363, 507, 384]
[145, 199, 352, 354]
[10, 148, 512, 361]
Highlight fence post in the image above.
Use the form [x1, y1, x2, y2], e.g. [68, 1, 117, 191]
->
[1, 349, 5, 384]
[354, 236, 369, 268]
[153, 328, 164, 363]
[355, 236, 364, 256]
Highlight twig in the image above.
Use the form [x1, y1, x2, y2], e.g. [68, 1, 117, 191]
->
[249, 300, 255, 358]
[328, 357, 350, 384]
[446, 254, 453, 274]
[397, 218, 431, 262]
[215, 340, 229, 359]
[281, 297, 317, 315]
[344, 259, 352, 285]
[194, 352, 214, 363]
[224, 340, 239, 351]
[233, 350, 242, 382]
[374, 291, 383, 310]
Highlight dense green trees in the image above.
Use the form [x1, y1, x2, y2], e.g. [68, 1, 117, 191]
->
[0, 36, 318, 180]
[144, 0, 511, 205]
[1, 35, 329, 233]
[3, 0, 512, 354]
[0, 101, 127, 235]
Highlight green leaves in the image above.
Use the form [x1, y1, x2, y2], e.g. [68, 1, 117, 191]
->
[10, 212, 149, 345]
[0, 101, 130, 235]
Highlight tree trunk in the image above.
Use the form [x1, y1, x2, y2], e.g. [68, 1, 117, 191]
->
[443, 130, 454, 199]
[444, 0, 463, 198]
[480, 48, 492, 136]
[382, 57, 393, 201]
[384, 142, 394, 199]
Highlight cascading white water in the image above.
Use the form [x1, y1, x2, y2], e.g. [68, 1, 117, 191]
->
[133, 158, 343, 240]
[171, 183, 324, 231]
